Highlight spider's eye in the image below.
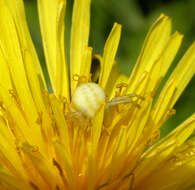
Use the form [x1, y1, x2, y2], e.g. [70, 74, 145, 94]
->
[72, 82, 106, 117]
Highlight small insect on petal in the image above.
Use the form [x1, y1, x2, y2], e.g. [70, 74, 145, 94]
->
[72, 82, 106, 117]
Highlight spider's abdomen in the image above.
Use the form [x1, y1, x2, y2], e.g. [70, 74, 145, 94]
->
[72, 83, 106, 117]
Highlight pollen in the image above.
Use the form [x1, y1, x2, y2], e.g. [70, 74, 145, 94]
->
[72, 82, 106, 117]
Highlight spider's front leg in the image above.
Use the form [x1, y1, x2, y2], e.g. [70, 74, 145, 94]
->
[103, 94, 144, 127]
[106, 94, 144, 110]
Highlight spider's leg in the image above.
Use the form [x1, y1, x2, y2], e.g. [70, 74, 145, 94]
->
[111, 93, 144, 102]
[106, 97, 141, 110]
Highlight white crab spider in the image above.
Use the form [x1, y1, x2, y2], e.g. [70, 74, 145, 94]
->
[72, 82, 142, 118]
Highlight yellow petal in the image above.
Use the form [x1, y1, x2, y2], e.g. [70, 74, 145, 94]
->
[23, 50, 46, 113]
[37, 0, 69, 99]
[23, 50, 55, 156]
[146, 32, 183, 96]
[70, 0, 91, 94]
[0, 46, 12, 91]
[91, 103, 105, 151]
[0, 170, 34, 190]
[126, 14, 171, 94]
[0, 118, 26, 179]
[88, 103, 105, 190]
[0, 90, 45, 154]
[134, 114, 195, 187]
[0, 1, 45, 153]
[146, 114, 195, 158]
[170, 42, 195, 105]
[80, 46, 93, 79]
[160, 31, 183, 77]
[5, 0, 46, 87]
[53, 141, 76, 190]
[153, 43, 195, 125]
[134, 139, 195, 190]
[105, 63, 120, 98]
[21, 143, 63, 189]
[127, 95, 152, 154]
[99, 23, 122, 88]
[49, 94, 71, 148]
[0, 1, 38, 124]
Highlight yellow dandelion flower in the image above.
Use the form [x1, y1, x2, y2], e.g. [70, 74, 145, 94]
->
[0, 0, 194, 190]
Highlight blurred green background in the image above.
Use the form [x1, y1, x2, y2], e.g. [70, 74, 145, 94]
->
[23, 0, 195, 138]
